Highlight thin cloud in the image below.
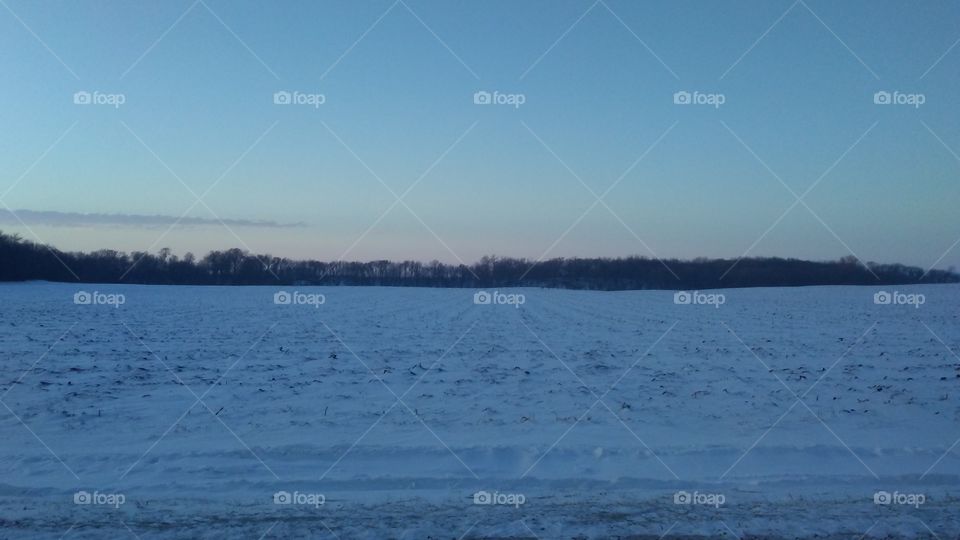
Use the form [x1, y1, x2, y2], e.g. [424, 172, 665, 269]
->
[0, 209, 304, 228]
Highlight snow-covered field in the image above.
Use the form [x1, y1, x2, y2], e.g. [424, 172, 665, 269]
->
[0, 282, 958, 539]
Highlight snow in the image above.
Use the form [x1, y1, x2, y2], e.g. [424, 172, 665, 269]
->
[0, 282, 958, 538]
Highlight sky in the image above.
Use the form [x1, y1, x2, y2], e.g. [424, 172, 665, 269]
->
[0, 0, 958, 270]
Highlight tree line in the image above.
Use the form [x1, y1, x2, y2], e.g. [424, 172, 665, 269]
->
[1, 231, 956, 290]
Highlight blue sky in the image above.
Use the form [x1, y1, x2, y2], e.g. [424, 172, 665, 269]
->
[0, 0, 958, 270]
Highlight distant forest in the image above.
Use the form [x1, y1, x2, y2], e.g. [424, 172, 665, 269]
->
[1, 231, 957, 290]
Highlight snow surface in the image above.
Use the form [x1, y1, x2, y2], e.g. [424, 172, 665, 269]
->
[0, 282, 958, 539]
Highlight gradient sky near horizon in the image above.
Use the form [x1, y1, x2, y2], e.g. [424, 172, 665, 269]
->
[1, 0, 958, 270]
